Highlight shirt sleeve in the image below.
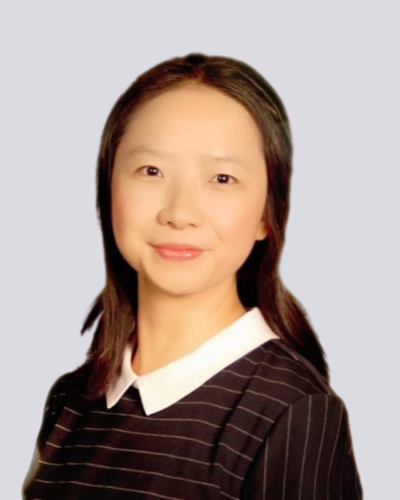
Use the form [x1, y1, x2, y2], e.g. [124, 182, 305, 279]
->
[241, 393, 363, 499]
[22, 372, 73, 499]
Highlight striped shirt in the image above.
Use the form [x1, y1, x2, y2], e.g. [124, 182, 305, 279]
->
[23, 311, 363, 499]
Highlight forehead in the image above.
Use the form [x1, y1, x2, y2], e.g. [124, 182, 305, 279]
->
[117, 84, 264, 159]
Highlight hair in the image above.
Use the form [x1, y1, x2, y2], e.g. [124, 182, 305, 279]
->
[80, 53, 329, 400]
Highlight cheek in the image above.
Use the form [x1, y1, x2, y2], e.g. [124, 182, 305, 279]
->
[111, 190, 131, 242]
[110, 187, 148, 271]
[111, 186, 143, 251]
[216, 199, 264, 260]
[111, 185, 150, 235]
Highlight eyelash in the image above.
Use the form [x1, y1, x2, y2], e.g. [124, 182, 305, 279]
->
[137, 166, 237, 185]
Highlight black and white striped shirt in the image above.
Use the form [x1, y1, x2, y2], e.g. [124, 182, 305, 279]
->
[23, 309, 363, 499]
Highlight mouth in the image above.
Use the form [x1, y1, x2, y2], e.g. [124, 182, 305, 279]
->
[152, 242, 203, 251]
[151, 244, 203, 261]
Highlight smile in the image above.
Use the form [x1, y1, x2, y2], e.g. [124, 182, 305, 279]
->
[153, 247, 203, 261]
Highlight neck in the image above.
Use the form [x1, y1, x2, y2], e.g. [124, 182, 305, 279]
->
[131, 278, 247, 375]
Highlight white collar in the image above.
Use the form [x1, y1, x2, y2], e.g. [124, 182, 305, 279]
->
[106, 307, 279, 415]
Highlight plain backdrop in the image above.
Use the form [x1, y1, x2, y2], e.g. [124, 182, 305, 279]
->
[1, 2, 398, 498]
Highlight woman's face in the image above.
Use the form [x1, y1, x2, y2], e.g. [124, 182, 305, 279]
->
[111, 84, 268, 298]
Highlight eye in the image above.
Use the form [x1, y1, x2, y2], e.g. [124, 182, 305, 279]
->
[137, 166, 162, 177]
[212, 173, 237, 185]
[136, 167, 237, 184]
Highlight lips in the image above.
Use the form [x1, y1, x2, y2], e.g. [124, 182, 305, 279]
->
[152, 242, 203, 251]
[151, 243, 204, 261]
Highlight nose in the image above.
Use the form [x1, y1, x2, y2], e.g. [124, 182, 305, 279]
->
[157, 180, 204, 229]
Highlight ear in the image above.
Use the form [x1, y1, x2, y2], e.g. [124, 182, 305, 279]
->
[255, 218, 268, 241]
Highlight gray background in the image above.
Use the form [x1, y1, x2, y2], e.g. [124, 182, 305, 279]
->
[1, 2, 398, 498]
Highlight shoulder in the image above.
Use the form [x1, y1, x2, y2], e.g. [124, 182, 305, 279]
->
[238, 338, 350, 428]
[249, 338, 337, 401]
[36, 364, 91, 448]
[44, 364, 90, 405]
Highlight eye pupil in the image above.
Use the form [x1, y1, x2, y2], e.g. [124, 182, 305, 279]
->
[217, 174, 231, 184]
[147, 166, 159, 176]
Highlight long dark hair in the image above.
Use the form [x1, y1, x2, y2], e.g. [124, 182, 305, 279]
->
[81, 53, 329, 400]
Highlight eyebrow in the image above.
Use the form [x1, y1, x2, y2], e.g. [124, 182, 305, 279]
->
[126, 144, 247, 169]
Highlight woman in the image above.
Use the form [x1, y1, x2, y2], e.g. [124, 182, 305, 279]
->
[23, 53, 363, 499]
